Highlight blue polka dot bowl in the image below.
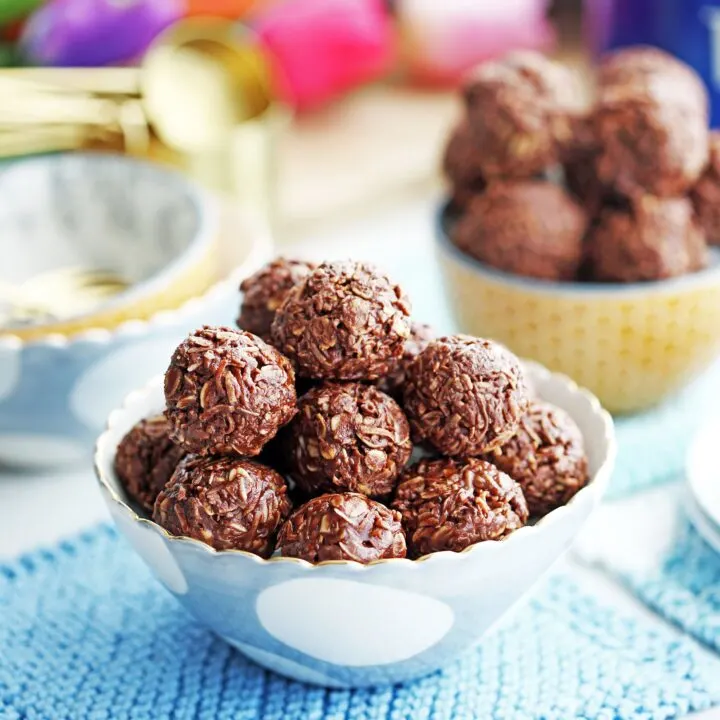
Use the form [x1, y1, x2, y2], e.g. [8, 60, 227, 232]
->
[0, 154, 272, 468]
[94, 364, 615, 688]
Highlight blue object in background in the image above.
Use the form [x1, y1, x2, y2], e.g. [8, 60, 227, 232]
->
[586, 0, 720, 127]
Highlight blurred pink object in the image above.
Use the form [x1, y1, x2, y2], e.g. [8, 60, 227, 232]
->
[254, 0, 395, 110]
[396, 0, 556, 86]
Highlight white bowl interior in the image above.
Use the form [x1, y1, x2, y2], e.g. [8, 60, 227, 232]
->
[0, 154, 202, 287]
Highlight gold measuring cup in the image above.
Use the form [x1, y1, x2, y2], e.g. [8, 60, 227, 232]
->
[142, 19, 288, 227]
[0, 18, 287, 228]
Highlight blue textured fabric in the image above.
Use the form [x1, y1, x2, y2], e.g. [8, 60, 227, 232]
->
[610, 360, 720, 498]
[2, 527, 720, 720]
[618, 518, 720, 655]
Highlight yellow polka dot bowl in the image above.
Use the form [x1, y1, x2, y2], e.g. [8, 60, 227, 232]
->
[436, 205, 720, 414]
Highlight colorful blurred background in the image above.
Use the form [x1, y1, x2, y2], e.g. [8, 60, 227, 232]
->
[0, 2, 578, 236]
[4, 4, 720, 718]
[4, 0, 720, 242]
[0, 0, 569, 242]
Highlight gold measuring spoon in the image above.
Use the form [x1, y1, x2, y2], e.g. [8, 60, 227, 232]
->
[0, 266, 128, 327]
[0, 125, 90, 156]
[0, 19, 275, 151]
[140, 19, 274, 153]
[0, 92, 123, 127]
[0, 18, 285, 222]
[0, 67, 141, 97]
[138, 18, 287, 226]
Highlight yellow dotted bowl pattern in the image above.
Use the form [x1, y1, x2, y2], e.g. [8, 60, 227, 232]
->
[436, 227, 720, 415]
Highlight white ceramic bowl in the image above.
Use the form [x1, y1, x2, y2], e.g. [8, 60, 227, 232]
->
[94, 363, 615, 688]
[0, 154, 272, 468]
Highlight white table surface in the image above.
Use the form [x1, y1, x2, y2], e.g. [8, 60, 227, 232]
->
[2, 194, 719, 718]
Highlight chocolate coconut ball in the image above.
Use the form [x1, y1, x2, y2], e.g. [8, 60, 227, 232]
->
[271, 260, 411, 380]
[288, 382, 412, 498]
[392, 457, 528, 557]
[587, 195, 707, 282]
[403, 335, 528, 457]
[442, 121, 487, 209]
[594, 48, 708, 197]
[164, 326, 297, 456]
[561, 112, 609, 218]
[114, 415, 185, 514]
[597, 46, 708, 99]
[462, 50, 580, 178]
[484, 400, 589, 518]
[153, 455, 291, 556]
[276, 492, 406, 563]
[692, 132, 720, 246]
[453, 181, 587, 281]
[376, 322, 436, 398]
[238, 258, 316, 341]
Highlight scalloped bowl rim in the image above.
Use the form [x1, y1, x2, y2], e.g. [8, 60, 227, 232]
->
[0, 153, 271, 350]
[94, 363, 616, 573]
[436, 201, 720, 298]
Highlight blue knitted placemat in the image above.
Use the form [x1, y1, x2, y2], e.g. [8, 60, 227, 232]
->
[612, 517, 720, 656]
[2, 526, 720, 720]
[610, 360, 720, 498]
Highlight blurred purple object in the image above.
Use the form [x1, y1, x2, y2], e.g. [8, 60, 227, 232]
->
[21, 0, 183, 67]
[583, 0, 614, 59]
[585, 0, 720, 126]
[583, 0, 659, 59]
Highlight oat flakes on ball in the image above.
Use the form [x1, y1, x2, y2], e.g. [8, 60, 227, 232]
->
[392, 457, 528, 557]
[114, 415, 185, 513]
[164, 326, 297, 456]
[403, 335, 529, 456]
[237, 258, 316, 341]
[154, 455, 292, 557]
[271, 260, 411, 380]
[288, 382, 412, 498]
[277, 492, 406, 563]
[485, 400, 589, 518]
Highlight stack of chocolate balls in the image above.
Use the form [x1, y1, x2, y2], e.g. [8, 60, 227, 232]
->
[445, 47, 718, 283]
[115, 257, 590, 564]
[444, 50, 588, 282]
